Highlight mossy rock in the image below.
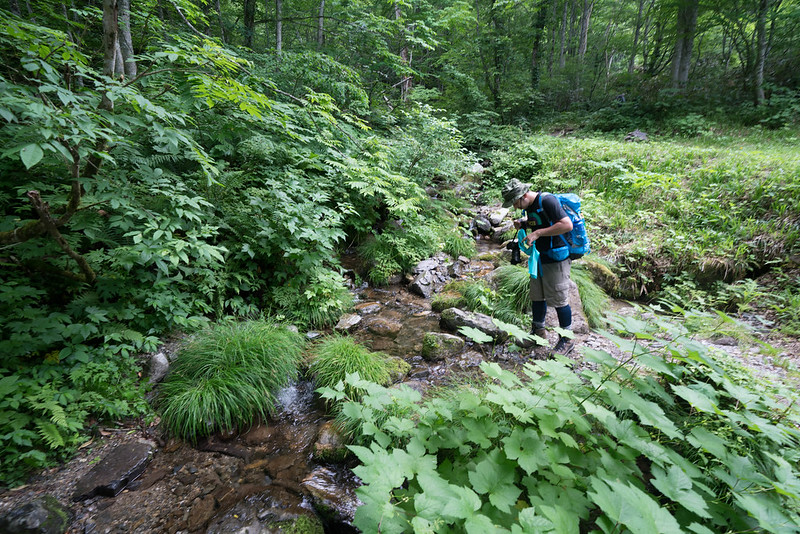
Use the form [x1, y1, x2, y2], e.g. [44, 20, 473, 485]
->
[432, 291, 466, 312]
[385, 356, 411, 383]
[422, 332, 466, 361]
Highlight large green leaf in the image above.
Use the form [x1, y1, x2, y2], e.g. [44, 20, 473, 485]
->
[19, 143, 43, 169]
[589, 477, 684, 534]
[650, 465, 712, 518]
[468, 450, 521, 513]
[503, 427, 547, 475]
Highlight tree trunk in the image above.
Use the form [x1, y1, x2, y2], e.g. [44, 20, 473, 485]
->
[216, 0, 226, 43]
[394, 3, 412, 100]
[670, 0, 698, 89]
[102, 0, 120, 83]
[754, 0, 769, 105]
[243, 0, 256, 49]
[628, 0, 645, 73]
[577, 0, 594, 59]
[317, 0, 324, 49]
[530, 0, 550, 90]
[118, 0, 137, 78]
[558, 0, 568, 68]
[9, 0, 21, 16]
[276, 0, 282, 55]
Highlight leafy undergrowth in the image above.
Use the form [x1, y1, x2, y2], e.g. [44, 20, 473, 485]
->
[323, 309, 800, 533]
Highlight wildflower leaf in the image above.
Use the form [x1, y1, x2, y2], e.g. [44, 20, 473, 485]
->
[651, 465, 712, 518]
[589, 477, 683, 534]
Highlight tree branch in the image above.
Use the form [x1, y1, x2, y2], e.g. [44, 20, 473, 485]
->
[27, 190, 96, 284]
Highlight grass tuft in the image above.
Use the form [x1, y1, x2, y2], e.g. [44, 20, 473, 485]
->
[156, 320, 305, 442]
[309, 336, 394, 406]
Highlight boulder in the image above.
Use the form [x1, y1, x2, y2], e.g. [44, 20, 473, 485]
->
[625, 129, 648, 142]
[421, 332, 465, 361]
[472, 216, 492, 235]
[313, 421, 350, 462]
[363, 317, 403, 339]
[439, 308, 508, 343]
[148, 351, 169, 384]
[334, 313, 361, 333]
[0, 496, 72, 534]
[301, 467, 361, 525]
[354, 301, 381, 315]
[72, 440, 154, 501]
[488, 208, 509, 227]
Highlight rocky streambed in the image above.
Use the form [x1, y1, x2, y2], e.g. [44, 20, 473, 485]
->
[2, 204, 799, 534]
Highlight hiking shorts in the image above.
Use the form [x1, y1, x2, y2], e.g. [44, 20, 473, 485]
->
[529, 259, 571, 308]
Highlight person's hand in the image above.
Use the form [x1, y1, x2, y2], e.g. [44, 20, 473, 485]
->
[524, 231, 538, 247]
[513, 219, 522, 230]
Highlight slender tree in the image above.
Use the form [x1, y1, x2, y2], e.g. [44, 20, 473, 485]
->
[670, 0, 699, 89]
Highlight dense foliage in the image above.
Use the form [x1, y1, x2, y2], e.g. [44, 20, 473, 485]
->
[325, 309, 800, 532]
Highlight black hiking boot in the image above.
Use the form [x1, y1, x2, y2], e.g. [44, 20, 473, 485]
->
[551, 335, 574, 356]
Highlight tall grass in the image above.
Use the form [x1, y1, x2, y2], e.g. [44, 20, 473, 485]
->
[157, 320, 305, 441]
[309, 336, 393, 406]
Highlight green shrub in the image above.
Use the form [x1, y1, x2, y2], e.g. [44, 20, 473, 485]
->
[309, 336, 394, 407]
[358, 218, 441, 285]
[332, 308, 800, 533]
[443, 231, 477, 259]
[157, 321, 304, 442]
[271, 269, 353, 328]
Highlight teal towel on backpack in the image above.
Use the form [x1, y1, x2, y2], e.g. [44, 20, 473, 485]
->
[517, 229, 539, 279]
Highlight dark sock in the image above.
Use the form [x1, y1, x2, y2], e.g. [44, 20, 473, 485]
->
[531, 301, 547, 329]
[556, 305, 572, 330]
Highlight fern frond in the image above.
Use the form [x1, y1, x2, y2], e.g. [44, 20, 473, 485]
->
[36, 421, 65, 449]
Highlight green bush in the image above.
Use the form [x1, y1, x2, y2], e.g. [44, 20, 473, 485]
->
[156, 321, 304, 442]
[309, 336, 394, 407]
[358, 218, 441, 285]
[443, 231, 477, 259]
[271, 269, 353, 328]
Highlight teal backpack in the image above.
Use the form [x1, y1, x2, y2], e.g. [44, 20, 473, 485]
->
[532, 193, 590, 261]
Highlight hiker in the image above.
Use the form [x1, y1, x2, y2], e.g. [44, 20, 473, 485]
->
[502, 178, 574, 355]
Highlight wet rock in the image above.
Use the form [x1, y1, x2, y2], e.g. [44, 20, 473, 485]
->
[354, 301, 381, 315]
[363, 317, 403, 339]
[334, 313, 362, 333]
[488, 208, 509, 226]
[0, 495, 72, 534]
[473, 216, 492, 235]
[313, 421, 350, 462]
[492, 221, 515, 243]
[453, 350, 484, 370]
[386, 356, 411, 383]
[197, 435, 252, 461]
[410, 269, 447, 299]
[206, 491, 322, 534]
[72, 441, 154, 501]
[421, 332, 465, 361]
[439, 308, 509, 343]
[187, 494, 216, 531]
[148, 351, 169, 384]
[241, 422, 275, 446]
[301, 467, 361, 525]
